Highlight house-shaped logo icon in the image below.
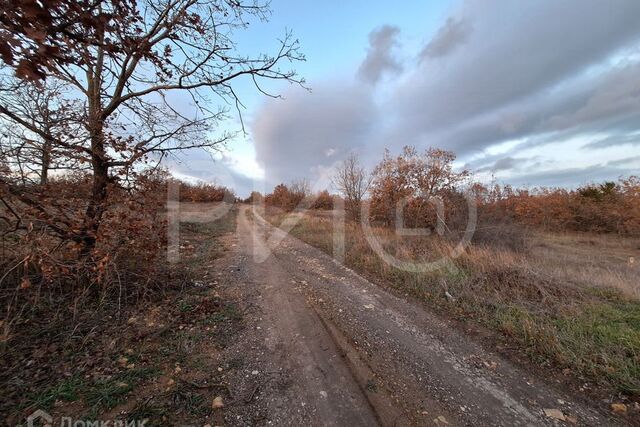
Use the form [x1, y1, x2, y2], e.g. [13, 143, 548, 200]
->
[27, 409, 53, 427]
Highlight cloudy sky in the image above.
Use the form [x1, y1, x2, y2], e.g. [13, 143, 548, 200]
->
[169, 0, 640, 197]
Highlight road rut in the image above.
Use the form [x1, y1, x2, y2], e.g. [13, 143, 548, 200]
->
[221, 206, 620, 426]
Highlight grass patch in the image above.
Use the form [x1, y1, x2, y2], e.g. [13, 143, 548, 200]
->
[178, 299, 196, 313]
[25, 367, 160, 415]
[493, 300, 640, 394]
[85, 367, 160, 412]
[28, 377, 85, 410]
[159, 330, 204, 364]
[554, 303, 640, 394]
[169, 384, 208, 415]
[125, 401, 167, 426]
[204, 302, 243, 324]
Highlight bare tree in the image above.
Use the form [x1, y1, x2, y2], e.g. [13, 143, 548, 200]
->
[0, 0, 305, 255]
[332, 153, 372, 220]
[290, 178, 311, 197]
[0, 80, 84, 185]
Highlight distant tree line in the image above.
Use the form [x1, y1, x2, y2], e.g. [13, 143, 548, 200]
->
[262, 147, 640, 237]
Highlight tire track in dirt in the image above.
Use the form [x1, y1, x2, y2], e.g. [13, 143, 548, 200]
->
[232, 206, 380, 426]
[243, 206, 624, 426]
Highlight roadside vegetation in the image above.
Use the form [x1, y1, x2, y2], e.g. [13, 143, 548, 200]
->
[0, 1, 300, 423]
[261, 147, 640, 404]
[1, 204, 240, 425]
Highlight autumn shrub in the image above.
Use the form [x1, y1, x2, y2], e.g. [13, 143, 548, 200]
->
[177, 180, 235, 203]
[309, 190, 334, 210]
[475, 176, 640, 236]
[369, 146, 469, 227]
[264, 181, 310, 211]
[244, 191, 264, 204]
[92, 173, 168, 292]
[0, 169, 173, 341]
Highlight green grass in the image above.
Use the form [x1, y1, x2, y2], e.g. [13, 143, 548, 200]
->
[26, 367, 160, 414]
[125, 401, 167, 427]
[159, 330, 204, 364]
[178, 299, 196, 312]
[493, 300, 640, 394]
[554, 302, 640, 394]
[204, 302, 242, 324]
[85, 367, 160, 411]
[169, 384, 208, 415]
[29, 377, 85, 410]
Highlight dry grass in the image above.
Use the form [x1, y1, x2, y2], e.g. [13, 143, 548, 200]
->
[1, 206, 240, 424]
[174, 202, 236, 223]
[264, 207, 640, 398]
[527, 232, 640, 298]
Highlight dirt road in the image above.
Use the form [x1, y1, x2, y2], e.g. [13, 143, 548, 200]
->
[216, 206, 620, 426]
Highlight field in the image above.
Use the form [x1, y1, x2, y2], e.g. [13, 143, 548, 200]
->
[263, 206, 640, 399]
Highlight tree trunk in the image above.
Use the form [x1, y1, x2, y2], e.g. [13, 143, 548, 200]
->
[79, 121, 109, 258]
[79, 58, 109, 258]
[40, 136, 51, 185]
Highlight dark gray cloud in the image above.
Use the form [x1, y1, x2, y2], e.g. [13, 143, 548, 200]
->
[476, 156, 536, 173]
[397, 60, 640, 157]
[420, 17, 471, 59]
[584, 133, 640, 149]
[505, 163, 638, 188]
[393, 0, 640, 138]
[605, 155, 640, 168]
[472, 154, 640, 189]
[358, 25, 402, 84]
[251, 83, 377, 187]
[546, 61, 640, 132]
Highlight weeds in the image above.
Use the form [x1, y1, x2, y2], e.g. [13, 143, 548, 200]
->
[28, 377, 84, 410]
[24, 367, 160, 417]
[169, 382, 209, 415]
[85, 368, 160, 412]
[2, 205, 240, 423]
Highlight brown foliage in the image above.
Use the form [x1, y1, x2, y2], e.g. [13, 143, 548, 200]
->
[0, 168, 242, 383]
[0, 170, 169, 298]
[369, 146, 470, 229]
[244, 191, 264, 204]
[176, 180, 235, 203]
[262, 185, 333, 211]
[474, 176, 640, 236]
[0, 0, 138, 80]
[310, 190, 334, 210]
[264, 181, 310, 212]
[263, 146, 638, 242]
